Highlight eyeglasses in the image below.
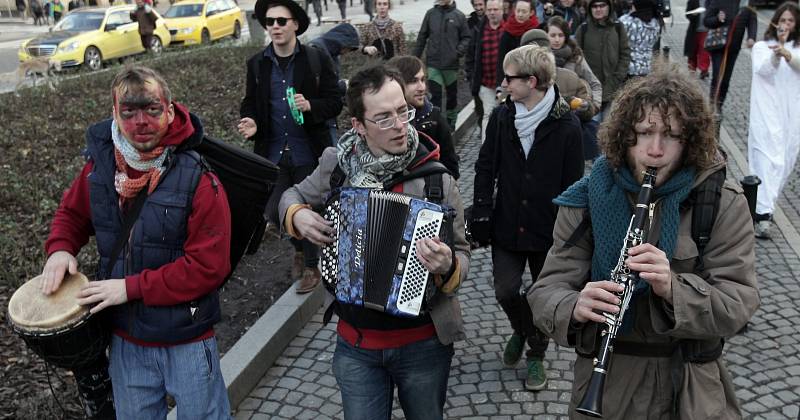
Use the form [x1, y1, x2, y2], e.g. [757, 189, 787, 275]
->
[265, 17, 294, 26]
[590, 3, 608, 8]
[504, 73, 531, 82]
[364, 108, 416, 130]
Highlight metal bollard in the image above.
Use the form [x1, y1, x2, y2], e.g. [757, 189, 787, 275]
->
[740, 175, 761, 221]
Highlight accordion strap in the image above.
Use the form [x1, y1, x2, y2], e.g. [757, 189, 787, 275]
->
[329, 160, 450, 204]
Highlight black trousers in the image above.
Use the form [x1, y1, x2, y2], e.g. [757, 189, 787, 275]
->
[266, 152, 319, 267]
[709, 47, 741, 112]
[492, 246, 550, 359]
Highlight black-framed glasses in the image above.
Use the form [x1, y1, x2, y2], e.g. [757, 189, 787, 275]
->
[504, 73, 531, 82]
[265, 17, 294, 26]
[364, 108, 416, 130]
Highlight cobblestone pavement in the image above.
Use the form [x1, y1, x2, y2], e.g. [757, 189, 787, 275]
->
[233, 1, 800, 418]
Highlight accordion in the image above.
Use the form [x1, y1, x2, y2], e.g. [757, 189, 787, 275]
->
[320, 187, 454, 317]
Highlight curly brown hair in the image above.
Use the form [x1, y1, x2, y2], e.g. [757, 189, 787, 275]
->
[598, 61, 717, 170]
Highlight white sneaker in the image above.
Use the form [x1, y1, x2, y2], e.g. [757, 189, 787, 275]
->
[754, 220, 773, 239]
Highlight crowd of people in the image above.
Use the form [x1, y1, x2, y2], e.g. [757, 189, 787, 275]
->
[22, 0, 800, 418]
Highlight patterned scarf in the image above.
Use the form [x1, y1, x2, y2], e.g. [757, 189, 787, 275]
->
[552, 45, 573, 68]
[372, 16, 393, 33]
[111, 119, 169, 199]
[336, 125, 420, 188]
[554, 156, 695, 327]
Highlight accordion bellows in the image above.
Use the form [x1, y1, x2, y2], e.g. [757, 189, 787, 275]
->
[321, 188, 450, 317]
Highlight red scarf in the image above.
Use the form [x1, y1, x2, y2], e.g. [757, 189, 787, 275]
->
[502, 15, 539, 37]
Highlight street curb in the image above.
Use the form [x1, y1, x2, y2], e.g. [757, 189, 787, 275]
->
[718, 124, 800, 258]
[167, 104, 478, 419]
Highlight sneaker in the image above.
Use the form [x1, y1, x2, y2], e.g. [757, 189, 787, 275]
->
[502, 334, 525, 367]
[296, 267, 321, 294]
[754, 220, 773, 239]
[291, 252, 304, 280]
[525, 359, 548, 391]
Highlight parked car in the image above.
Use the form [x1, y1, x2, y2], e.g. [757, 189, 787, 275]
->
[17, 5, 172, 71]
[163, 0, 242, 46]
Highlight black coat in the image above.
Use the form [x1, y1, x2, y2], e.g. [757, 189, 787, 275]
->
[472, 87, 584, 252]
[465, 16, 495, 96]
[703, 0, 757, 54]
[240, 44, 343, 161]
[683, 0, 702, 58]
[413, 103, 460, 179]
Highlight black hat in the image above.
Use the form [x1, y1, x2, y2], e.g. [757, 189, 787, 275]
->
[254, 0, 310, 35]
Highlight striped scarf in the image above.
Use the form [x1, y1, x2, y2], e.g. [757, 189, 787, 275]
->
[111, 119, 169, 199]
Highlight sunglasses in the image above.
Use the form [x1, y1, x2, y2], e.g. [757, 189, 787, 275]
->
[504, 73, 531, 81]
[265, 17, 294, 26]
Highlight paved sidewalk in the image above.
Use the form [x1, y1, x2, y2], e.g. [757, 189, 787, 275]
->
[233, 0, 800, 418]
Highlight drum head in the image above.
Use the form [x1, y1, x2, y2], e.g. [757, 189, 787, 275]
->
[8, 272, 90, 332]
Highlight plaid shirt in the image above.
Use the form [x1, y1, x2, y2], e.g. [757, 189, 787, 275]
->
[480, 25, 503, 89]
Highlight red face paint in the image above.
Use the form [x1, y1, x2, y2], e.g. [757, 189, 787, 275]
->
[114, 82, 172, 152]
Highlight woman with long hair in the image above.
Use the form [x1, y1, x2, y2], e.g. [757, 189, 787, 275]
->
[747, 1, 800, 239]
[359, 0, 407, 60]
[547, 16, 603, 158]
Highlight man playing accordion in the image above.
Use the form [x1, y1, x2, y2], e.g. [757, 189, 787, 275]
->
[279, 64, 470, 420]
[529, 64, 759, 418]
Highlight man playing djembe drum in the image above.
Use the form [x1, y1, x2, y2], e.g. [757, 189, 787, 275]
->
[280, 64, 470, 419]
[39, 66, 233, 419]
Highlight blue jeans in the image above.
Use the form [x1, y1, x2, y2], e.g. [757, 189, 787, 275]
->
[332, 335, 454, 420]
[109, 335, 231, 420]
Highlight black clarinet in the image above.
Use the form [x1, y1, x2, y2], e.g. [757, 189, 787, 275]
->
[576, 167, 658, 418]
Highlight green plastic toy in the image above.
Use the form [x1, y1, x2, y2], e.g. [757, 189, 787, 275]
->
[286, 87, 304, 125]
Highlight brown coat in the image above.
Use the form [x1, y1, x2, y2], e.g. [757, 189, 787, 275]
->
[554, 67, 596, 121]
[130, 5, 157, 35]
[528, 158, 759, 419]
[358, 19, 407, 60]
[279, 141, 470, 345]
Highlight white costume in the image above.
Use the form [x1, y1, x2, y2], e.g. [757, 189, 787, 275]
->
[747, 39, 800, 216]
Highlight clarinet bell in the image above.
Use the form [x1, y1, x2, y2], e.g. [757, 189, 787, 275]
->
[576, 371, 607, 418]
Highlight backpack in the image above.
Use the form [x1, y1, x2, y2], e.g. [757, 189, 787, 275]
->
[192, 135, 279, 280]
[564, 167, 726, 270]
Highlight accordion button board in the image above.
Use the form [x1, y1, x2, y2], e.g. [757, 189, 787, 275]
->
[320, 188, 447, 317]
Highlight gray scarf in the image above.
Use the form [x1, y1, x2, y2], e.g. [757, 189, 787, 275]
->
[336, 125, 420, 188]
[514, 86, 555, 156]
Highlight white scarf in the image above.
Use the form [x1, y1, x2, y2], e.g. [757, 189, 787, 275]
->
[514, 86, 555, 157]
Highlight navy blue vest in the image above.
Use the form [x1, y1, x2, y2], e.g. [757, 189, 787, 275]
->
[86, 119, 221, 343]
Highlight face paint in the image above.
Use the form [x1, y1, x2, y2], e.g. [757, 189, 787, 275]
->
[113, 80, 174, 152]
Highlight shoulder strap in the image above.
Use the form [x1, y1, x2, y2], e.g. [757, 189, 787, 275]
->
[305, 44, 322, 89]
[690, 167, 725, 269]
[564, 208, 591, 249]
[104, 190, 147, 278]
[330, 163, 347, 191]
[578, 21, 588, 47]
[424, 171, 444, 204]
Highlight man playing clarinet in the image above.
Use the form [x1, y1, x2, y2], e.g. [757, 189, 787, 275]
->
[528, 64, 759, 419]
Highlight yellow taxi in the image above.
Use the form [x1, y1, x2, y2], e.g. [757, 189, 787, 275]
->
[163, 0, 242, 46]
[18, 5, 172, 71]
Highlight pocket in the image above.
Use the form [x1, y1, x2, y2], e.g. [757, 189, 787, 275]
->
[671, 235, 699, 274]
[679, 362, 726, 418]
[202, 339, 214, 377]
[142, 193, 190, 246]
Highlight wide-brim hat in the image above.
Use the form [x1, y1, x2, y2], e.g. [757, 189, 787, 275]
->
[254, 0, 310, 35]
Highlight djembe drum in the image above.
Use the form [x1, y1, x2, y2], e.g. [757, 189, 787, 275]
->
[8, 273, 115, 418]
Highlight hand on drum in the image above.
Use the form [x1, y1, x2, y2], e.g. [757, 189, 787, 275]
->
[41, 250, 79, 295]
[415, 237, 453, 275]
[77, 279, 128, 314]
[293, 208, 335, 246]
[572, 281, 623, 324]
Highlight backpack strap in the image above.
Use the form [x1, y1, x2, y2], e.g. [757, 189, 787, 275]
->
[688, 167, 726, 274]
[564, 208, 591, 249]
[330, 163, 347, 191]
[578, 21, 588, 48]
[304, 44, 322, 90]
